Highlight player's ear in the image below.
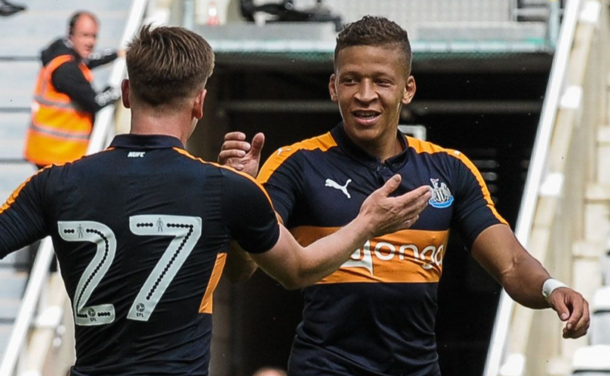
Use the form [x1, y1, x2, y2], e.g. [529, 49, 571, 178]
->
[192, 88, 207, 120]
[329, 74, 338, 102]
[121, 79, 130, 108]
[402, 75, 416, 105]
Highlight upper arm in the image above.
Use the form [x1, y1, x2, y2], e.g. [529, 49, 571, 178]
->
[52, 62, 99, 113]
[450, 152, 508, 249]
[470, 224, 526, 283]
[221, 169, 280, 254]
[258, 150, 303, 224]
[0, 171, 49, 257]
[223, 241, 258, 283]
[248, 225, 301, 288]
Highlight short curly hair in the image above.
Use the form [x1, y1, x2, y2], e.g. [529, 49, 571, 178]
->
[334, 16, 412, 75]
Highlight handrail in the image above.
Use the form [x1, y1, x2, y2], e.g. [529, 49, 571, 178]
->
[483, 0, 583, 375]
[0, 238, 54, 376]
[0, 1, 148, 375]
[88, 0, 149, 154]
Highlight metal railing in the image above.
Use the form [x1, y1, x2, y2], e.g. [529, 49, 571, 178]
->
[0, 1, 149, 375]
[483, 0, 584, 375]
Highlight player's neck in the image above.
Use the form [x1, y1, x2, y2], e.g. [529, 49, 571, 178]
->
[354, 134, 403, 163]
[129, 110, 193, 146]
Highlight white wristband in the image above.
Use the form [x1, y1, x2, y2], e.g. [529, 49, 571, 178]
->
[542, 278, 568, 301]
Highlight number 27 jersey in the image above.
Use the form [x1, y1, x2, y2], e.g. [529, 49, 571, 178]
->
[0, 134, 280, 376]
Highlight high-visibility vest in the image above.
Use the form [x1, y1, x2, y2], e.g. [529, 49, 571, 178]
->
[24, 54, 94, 166]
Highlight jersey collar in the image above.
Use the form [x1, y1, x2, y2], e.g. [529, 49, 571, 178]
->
[331, 123, 409, 170]
[109, 134, 185, 150]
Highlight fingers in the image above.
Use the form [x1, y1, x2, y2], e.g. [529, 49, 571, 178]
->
[376, 175, 402, 197]
[399, 185, 432, 213]
[550, 288, 590, 339]
[223, 132, 247, 142]
[218, 132, 251, 164]
[563, 294, 590, 339]
[250, 133, 265, 160]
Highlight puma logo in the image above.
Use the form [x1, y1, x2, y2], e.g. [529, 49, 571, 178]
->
[325, 178, 352, 199]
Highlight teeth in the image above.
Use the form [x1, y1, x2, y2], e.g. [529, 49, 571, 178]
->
[354, 111, 378, 118]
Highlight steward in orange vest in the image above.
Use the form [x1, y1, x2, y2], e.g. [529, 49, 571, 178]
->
[25, 36, 120, 168]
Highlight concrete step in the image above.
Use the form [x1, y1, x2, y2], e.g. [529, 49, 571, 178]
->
[0, 270, 28, 299]
[0, 246, 33, 271]
[0, 61, 38, 110]
[0, 324, 14, 356]
[0, 162, 38, 202]
[0, 113, 30, 161]
[514, 7, 550, 22]
[0, 298, 22, 321]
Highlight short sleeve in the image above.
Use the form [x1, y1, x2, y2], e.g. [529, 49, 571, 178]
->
[450, 151, 508, 249]
[0, 169, 49, 258]
[257, 149, 304, 224]
[220, 168, 280, 254]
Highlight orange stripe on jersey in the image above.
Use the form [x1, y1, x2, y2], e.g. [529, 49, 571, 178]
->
[172, 147, 277, 210]
[0, 165, 52, 214]
[199, 253, 227, 314]
[291, 226, 449, 284]
[406, 136, 508, 226]
[451, 150, 508, 226]
[258, 132, 337, 184]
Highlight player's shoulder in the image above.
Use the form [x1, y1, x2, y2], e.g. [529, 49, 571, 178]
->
[174, 148, 263, 186]
[270, 131, 337, 161]
[405, 136, 471, 163]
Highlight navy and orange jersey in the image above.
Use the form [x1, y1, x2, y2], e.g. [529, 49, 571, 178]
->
[258, 123, 508, 376]
[0, 134, 280, 376]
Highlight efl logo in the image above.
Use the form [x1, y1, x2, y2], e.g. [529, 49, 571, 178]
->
[341, 240, 445, 275]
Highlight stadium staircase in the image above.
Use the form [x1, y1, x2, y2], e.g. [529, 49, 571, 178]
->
[0, 0, 607, 375]
[484, 1, 610, 375]
[0, 0, 157, 374]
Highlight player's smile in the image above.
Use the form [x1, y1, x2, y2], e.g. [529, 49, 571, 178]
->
[352, 110, 381, 126]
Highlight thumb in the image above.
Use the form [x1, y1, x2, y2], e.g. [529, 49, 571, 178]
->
[378, 175, 402, 197]
[250, 132, 265, 159]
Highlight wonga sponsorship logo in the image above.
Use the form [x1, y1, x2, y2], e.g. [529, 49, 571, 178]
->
[312, 229, 449, 284]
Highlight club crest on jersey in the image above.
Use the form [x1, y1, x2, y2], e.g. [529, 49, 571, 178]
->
[428, 178, 453, 208]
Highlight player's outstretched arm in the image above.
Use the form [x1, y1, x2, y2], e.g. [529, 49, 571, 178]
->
[218, 131, 265, 177]
[250, 175, 431, 289]
[472, 224, 590, 339]
[223, 241, 259, 283]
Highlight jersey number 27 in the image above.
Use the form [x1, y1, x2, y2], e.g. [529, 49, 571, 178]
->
[58, 215, 202, 326]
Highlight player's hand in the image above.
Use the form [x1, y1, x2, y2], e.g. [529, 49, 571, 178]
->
[218, 132, 264, 177]
[360, 175, 431, 237]
[548, 287, 590, 339]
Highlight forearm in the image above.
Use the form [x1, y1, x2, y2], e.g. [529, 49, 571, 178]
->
[497, 256, 551, 309]
[222, 241, 258, 283]
[253, 216, 373, 290]
[52, 65, 100, 113]
[292, 215, 373, 287]
[87, 49, 118, 69]
[472, 224, 551, 309]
